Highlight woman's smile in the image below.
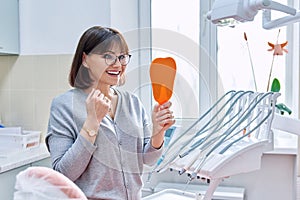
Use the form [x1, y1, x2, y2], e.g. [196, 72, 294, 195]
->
[106, 69, 121, 76]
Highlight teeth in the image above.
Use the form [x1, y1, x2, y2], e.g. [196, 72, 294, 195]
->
[107, 71, 120, 75]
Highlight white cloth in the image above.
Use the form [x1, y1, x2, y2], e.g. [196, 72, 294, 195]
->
[14, 166, 87, 200]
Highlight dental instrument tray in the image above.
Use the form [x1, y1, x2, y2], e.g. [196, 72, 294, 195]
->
[150, 91, 280, 200]
[0, 127, 41, 151]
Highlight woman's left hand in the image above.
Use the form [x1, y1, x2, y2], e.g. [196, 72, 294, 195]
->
[151, 101, 175, 148]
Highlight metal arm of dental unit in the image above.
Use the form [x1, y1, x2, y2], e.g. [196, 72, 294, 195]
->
[150, 91, 281, 200]
[207, 0, 300, 29]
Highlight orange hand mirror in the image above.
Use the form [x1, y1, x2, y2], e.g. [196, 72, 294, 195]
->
[150, 57, 176, 105]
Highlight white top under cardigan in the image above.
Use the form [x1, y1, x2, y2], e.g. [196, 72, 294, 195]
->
[46, 88, 163, 200]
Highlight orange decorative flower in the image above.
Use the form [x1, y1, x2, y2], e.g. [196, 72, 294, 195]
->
[267, 41, 288, 55]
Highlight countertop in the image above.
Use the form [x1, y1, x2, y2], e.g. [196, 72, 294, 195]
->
[0, 144, 50, 173]
[265, 147, 297, 155]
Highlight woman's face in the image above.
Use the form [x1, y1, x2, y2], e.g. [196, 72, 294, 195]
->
[83, 45, 127, 87]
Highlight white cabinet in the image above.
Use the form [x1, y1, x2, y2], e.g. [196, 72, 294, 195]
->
[0, 157, 51, 200]
[0, 0, 19, 55]
[0, 145, 51, 200]
[0, 164, 30, 200]
[18, 0, 110, 55]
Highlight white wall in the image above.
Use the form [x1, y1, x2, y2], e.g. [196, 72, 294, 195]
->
[17, 0, 153, 107]
[0, 0, 152, 132]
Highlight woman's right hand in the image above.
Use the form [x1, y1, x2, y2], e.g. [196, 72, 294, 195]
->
[85, 88, 111, 125]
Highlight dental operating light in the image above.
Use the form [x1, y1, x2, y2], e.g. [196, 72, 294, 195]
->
[207, 0, 300, 29]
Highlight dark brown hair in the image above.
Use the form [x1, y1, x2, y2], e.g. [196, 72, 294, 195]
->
[69, 26, 129, 89]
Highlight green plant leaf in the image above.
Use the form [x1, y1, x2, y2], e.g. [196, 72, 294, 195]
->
[271, 78, 280, 92]
[276, 103, 292, 115]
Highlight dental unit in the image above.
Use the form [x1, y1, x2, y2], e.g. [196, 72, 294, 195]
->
[143, 1, 300, 199]
[147, 91, 283, 200]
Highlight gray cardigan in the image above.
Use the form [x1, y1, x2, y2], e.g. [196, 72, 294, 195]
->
[46, 88, 163, 200]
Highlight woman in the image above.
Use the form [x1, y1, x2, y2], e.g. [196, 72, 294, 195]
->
[46, 26, 175, 200]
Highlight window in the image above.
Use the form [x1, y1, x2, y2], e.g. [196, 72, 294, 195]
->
[151, 0, 200, 122]
[217, 11, 287, 99]
[216, 0, 298, 148]
[151, 0, 298, 148]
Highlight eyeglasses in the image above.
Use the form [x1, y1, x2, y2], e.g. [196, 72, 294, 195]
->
[100, 53, 132, 66]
